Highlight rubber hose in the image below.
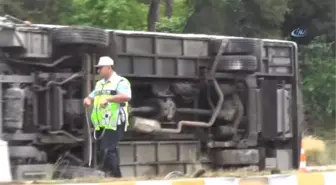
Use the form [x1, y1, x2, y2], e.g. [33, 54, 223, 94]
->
[93, 127, 106, 141]
[85, 108, 93, 167]
[84, 108, 106, 167]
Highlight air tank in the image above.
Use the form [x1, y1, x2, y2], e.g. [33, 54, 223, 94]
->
[3, 84, 25, 131]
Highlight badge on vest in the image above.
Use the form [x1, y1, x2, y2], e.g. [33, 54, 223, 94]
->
[103, 109, 112, 124]
[95, 90, 116, 96]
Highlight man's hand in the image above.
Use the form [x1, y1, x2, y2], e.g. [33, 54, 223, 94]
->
[83, 97, 92, 108]
[100, 99, 109, 108]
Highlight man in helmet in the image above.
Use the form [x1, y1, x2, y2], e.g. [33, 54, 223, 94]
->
[83, 56, 131, 178]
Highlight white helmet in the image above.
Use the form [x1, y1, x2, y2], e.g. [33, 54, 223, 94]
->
[94, 56, 114, 67]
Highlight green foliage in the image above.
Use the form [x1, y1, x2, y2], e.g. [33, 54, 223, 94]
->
[241, 0, 290, 38]
[0, 0, 72, 24]
[301, 37, 335, 122]
[63, 0, 148, 30]
[0, 0, 26, 20]
[283, 0, 335, 43]
[156, 0, 190, 33]
[184, 0, 289, 38]
[156, 17, 186, 33]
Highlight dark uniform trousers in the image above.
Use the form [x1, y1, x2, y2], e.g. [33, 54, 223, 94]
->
[96, 122, 125, 178]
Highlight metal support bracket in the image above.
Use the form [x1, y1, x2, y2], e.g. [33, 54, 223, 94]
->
[242, 75, 259, 147]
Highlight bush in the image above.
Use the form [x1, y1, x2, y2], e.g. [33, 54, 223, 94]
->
[302, 136, 330, 166]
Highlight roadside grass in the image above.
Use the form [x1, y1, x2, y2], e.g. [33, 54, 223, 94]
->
[303, 135, 327, 165]
[303, 126, 336, 166]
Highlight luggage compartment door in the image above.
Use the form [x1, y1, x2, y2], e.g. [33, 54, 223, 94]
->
[260, 79, 292, 140]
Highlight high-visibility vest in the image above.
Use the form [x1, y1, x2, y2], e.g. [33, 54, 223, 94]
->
[90, 76, 130, 131]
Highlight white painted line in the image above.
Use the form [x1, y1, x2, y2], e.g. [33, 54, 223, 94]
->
[268, 174, 297, 185]
[323, 172, 336, 185]
[204, 177, 239, 185]
[136, 180, 171, 185]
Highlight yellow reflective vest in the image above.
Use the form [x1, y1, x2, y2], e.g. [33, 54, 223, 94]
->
[90, 76, 129, 131]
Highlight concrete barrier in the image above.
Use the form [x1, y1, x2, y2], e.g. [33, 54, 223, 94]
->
[13, 172, 335, 185]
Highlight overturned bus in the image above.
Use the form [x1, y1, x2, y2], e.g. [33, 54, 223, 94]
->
[0, 15, 304, 180]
